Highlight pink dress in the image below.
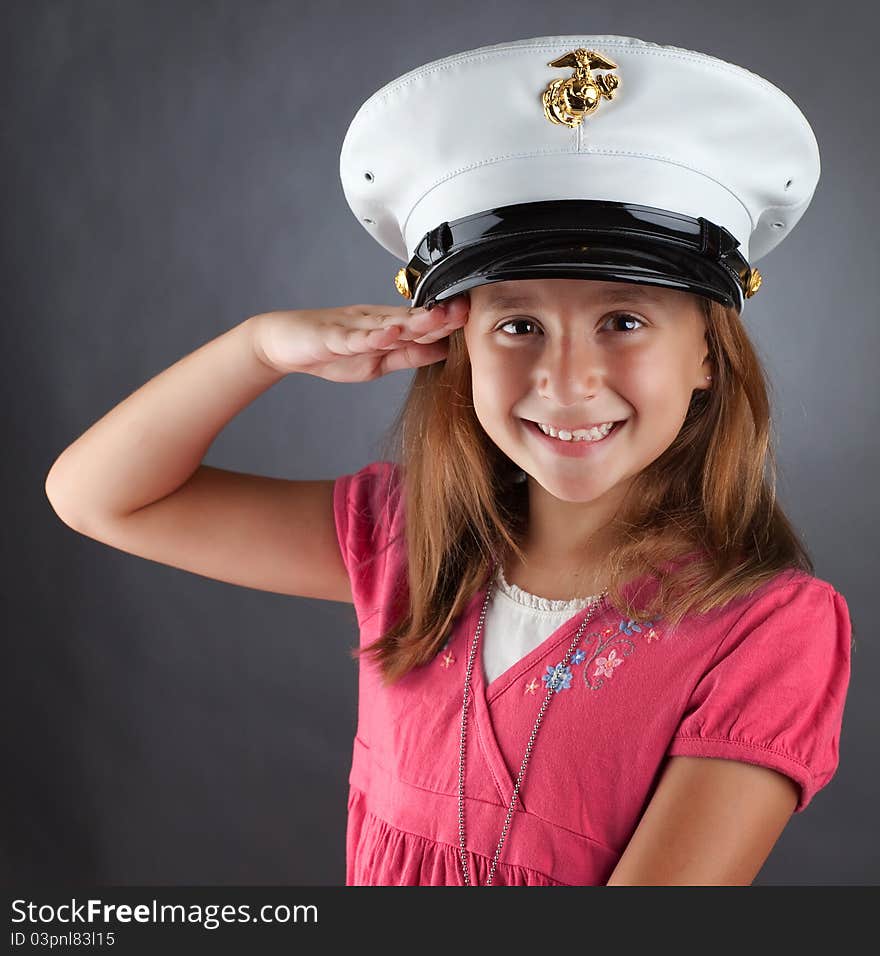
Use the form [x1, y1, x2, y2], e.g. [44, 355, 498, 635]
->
[333, 460, 853, 886]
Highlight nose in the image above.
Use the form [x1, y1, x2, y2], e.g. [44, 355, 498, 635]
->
[535, 332, 604, 406]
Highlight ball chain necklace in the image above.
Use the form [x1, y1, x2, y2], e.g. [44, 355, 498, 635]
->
[456, 562, 609, 886]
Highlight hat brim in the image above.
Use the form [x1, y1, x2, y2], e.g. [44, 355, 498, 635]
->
[414, 234, 741, 311]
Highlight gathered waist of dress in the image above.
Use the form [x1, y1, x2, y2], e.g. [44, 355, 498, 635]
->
[347, 734, 618, 886]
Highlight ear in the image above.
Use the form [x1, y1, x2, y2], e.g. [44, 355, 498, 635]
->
[698, 352, 715, 391]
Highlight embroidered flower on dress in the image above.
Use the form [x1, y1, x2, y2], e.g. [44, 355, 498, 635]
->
[593, 648, 623, 679]
[525, 613, 665, 701]
[542, 663, 573, 693]
[619, 616, 661, 637]
[438, 634, 456, 668]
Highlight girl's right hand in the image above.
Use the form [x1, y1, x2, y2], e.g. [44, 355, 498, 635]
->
[251, 297, 469, 382]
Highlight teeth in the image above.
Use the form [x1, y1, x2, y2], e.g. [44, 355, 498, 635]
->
[537, 421, 615, 442]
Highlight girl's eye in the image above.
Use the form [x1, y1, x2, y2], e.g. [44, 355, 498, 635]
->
[495, 313, 646, 336]
[602, 312, 646, 334]
[496, 318, 540, 336]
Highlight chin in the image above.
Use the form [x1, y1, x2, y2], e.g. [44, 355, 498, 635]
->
[530, 473, 619, 503]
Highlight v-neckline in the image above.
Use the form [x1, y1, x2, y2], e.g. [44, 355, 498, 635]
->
[481, 587, 606, 703]
[460, 576, 611, 810]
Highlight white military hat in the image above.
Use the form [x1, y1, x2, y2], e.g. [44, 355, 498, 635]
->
[339, 35, 821, 313]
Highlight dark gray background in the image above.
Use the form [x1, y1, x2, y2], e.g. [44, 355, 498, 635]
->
[5, 1, 877, 885]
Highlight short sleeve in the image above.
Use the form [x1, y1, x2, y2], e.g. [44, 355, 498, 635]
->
[333, 460, 404, 626]
[666, 577, 852, 813]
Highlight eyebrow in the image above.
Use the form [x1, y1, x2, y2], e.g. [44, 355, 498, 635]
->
[480, 286, 665, 312]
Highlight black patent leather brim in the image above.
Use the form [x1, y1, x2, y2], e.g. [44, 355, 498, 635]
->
[414, 234, 741, 310]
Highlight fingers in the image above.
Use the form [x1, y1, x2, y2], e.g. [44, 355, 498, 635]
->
[342, 324, 404, 353]
[359, 297, 469, 375]
[410, 316, 465, 344]
[366, 304, 465, 347]
[408, 301, 468, 342]
[378, 339, 451, 375]
[338, 300, 466, 361]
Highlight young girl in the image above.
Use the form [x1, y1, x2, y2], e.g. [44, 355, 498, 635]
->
[45, 35, 854, 886]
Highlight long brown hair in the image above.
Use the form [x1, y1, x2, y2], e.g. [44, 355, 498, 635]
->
[351, 293, 839, 686]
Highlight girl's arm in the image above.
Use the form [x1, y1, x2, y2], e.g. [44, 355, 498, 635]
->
[605, 755, 799, 886]
[45, 315, 284, 526]
[44, 316, 355, 602]
[44, 302, 465, 601]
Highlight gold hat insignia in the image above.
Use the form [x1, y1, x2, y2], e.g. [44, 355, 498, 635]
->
[745, 267, 763, 298]
[394, 266, 411, 299]
[542, 48, 620, 128]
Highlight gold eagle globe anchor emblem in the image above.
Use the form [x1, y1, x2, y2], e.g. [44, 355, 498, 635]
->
[542, 48, 620, 127]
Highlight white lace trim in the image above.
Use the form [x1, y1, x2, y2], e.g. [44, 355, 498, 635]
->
[494, 564, 601, 612]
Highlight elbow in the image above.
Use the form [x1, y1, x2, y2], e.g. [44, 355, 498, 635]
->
[45, 468, 84, 532]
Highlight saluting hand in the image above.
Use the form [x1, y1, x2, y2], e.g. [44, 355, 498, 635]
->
[250, 297, 469, 382]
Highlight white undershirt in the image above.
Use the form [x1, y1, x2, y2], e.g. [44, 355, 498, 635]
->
[482, 565, 602, 685]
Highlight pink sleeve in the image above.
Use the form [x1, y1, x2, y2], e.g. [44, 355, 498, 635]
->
[666, 578, 852, 813]
[332, 460, 403, 625]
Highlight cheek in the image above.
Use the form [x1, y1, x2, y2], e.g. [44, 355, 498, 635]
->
[622, 350, 693, 410]
[472, 379, 509, 421]
[471, 374, 523, 443]
[469, 385, 509, 446]
[470, 347, 520, 403]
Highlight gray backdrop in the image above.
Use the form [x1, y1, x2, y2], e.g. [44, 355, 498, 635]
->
[5, 0, 877, 885]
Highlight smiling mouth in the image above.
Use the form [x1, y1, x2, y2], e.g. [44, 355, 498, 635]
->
[521, 418, 626, 443]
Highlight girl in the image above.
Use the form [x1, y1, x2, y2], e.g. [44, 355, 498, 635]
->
[45, 36, 854, 886]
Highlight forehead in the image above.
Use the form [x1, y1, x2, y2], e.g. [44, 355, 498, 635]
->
[470, 279, 688, 311]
